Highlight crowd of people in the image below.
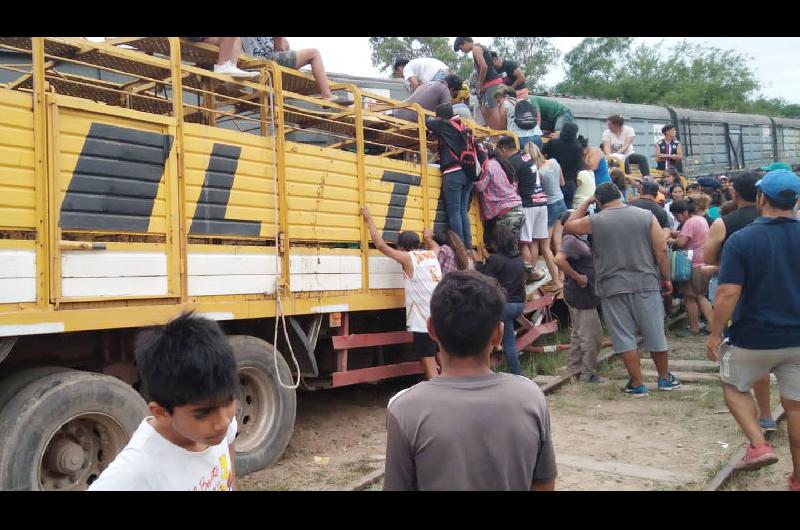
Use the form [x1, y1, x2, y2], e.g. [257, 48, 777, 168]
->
[85, 37, 800, 492]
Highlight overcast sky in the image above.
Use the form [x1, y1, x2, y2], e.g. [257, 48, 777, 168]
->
[282, 37, 800, 104]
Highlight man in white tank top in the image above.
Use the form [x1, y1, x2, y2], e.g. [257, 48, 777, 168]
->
[362, 207, 442, 379]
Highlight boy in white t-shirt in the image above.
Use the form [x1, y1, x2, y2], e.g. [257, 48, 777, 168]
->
[361, 207, 442, 380]
[89, 312, 239, 491]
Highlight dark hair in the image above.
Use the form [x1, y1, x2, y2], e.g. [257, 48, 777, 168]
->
[663, 168, 679, 181]
[444, 74, 463, 94]
[610, 169, 627, 194]
[393, 57, 409, 71]
[670, 198, 695, 216]
[491, 224, 519, 257]
[595, 181, 622, 205]
[732, 170, 759, 202]
[135, 312, 238, 414]
[661, 124, 676, 135]
[577, 135, 589, 149]
[495, 135, 517, 152]
[490, 51, 498, 59]
[430, 271, 505, 358]
[433, 230, 469, 271]
[641, 180, 660, 197]
[687, 182, 700, 191]
[453, 37, 473, 51]
[719, 200, 738, 216]
[607, 114, 624, 127]
[762, 191, 797, 210]
[435, 102, 454, 119]
[560, 122, 579, 142]
[397, 231, 421, 250]
[669, 183, 684, 196]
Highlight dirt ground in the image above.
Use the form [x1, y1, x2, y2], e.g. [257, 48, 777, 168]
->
[239, 332, 793, 491]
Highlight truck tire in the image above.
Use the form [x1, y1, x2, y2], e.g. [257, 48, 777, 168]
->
[228, 335, 297, 476]
[0, 370, 148, 490]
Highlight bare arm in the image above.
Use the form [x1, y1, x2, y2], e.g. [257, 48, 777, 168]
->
[564, 196, 595, 236]
[536, 109, 542, 129]
[602, 135, 612, 155]
[274, 37, 289, 51]
[586, 148, 601, 171]
[511, 68, 525, 90]
[473, 45, 488, 88]
[558, 165, 565, 187]
[531, 480, 555, 491]
[361, 207, 413, 275]
[408, 76, 420, 92]
[672, 144, 683, 161]
[703, 218, 726, 266]
[422, 228, 440, 256]
[555, 251, 587, 287]
[228, 443, 237, 490]
[706, 283, 742, 361]
[672, 234, 690, 249]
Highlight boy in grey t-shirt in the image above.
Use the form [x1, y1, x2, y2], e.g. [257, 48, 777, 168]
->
[383, 271, 557, 491]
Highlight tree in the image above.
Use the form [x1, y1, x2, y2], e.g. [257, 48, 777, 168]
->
[489, 37, 560, 91]
[556, 38, 769, 114]
[368, 37, 471, 79]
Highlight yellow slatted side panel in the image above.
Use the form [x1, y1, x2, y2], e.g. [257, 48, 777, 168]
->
[183, 123, 277, 240]
[0, 90, 36, 231]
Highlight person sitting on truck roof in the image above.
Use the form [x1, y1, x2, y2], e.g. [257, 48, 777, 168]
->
[454, 38, 505, 131]
[394, 74, 463, 123]
[188, 37, 259, 78]
[241, 37, 350, 105]
[490, 51, 526, 91]
[393, 57, 450, 94]
[602, 114, 651, 178]
[655, 124, 683, 173]
[383, 270, 558, 491]
[361, 207, 442, 381]
[89, 312, 239, 491]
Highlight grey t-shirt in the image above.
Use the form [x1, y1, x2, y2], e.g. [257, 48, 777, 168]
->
[589, 205, 662, 298]
[539, 159, 564, 205]
[384, 373, 557, 491]
[394, 81, 451, 122]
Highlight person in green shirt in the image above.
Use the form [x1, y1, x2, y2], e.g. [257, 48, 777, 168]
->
[532, 96, 575, 136]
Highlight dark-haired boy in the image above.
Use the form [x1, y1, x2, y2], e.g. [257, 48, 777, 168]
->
[361, 207, 442, 380]
[383, 271, 557, 490]
[89, 312, 238, 490]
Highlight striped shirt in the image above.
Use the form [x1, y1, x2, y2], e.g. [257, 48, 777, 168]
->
[474, 159, 522, 221]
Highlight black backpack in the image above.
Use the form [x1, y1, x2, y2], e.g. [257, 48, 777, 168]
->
[443, 118, 481, 182]
[513, 98, 537, 130]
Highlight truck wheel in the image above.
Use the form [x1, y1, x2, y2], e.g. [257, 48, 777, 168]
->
[0, 370, 148, 490]
[228, 335, 297, 476]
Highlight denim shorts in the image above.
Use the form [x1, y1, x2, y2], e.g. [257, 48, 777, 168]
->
[546, 199, 568, 228]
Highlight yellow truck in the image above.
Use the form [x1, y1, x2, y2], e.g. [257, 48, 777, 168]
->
[0, 37, 523, 490]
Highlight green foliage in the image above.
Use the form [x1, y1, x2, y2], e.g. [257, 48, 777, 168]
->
[557, 38, 797, 117]
[489, 37, 561, 91]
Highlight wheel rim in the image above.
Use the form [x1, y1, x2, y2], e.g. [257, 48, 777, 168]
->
[38, 413, 128, 491]
[235, 367, 277, 453]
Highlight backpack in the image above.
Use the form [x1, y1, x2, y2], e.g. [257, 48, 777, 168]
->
[443, 117, 482, 182]
[669, 247, 692, 282]
[513, 98, 537, 130]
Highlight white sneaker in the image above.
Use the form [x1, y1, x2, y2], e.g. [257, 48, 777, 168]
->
[213, 61, 259, 79]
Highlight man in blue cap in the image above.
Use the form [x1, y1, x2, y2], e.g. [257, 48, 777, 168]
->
[706, 169, 800, 490]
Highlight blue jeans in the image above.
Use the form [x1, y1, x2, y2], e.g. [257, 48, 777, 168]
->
[502, 302, 525, 375]
[519, 136, 542, 149]
[442, 169, 472, 249]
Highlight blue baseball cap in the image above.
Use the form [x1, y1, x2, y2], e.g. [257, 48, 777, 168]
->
[755, 169, 800, 201]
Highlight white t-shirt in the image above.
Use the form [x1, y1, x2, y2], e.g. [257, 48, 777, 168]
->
[88, 416, 238, 491]
[602, 125, 636, 155]
[404, 250, 442, 332]
[403, 58, 449, 84]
